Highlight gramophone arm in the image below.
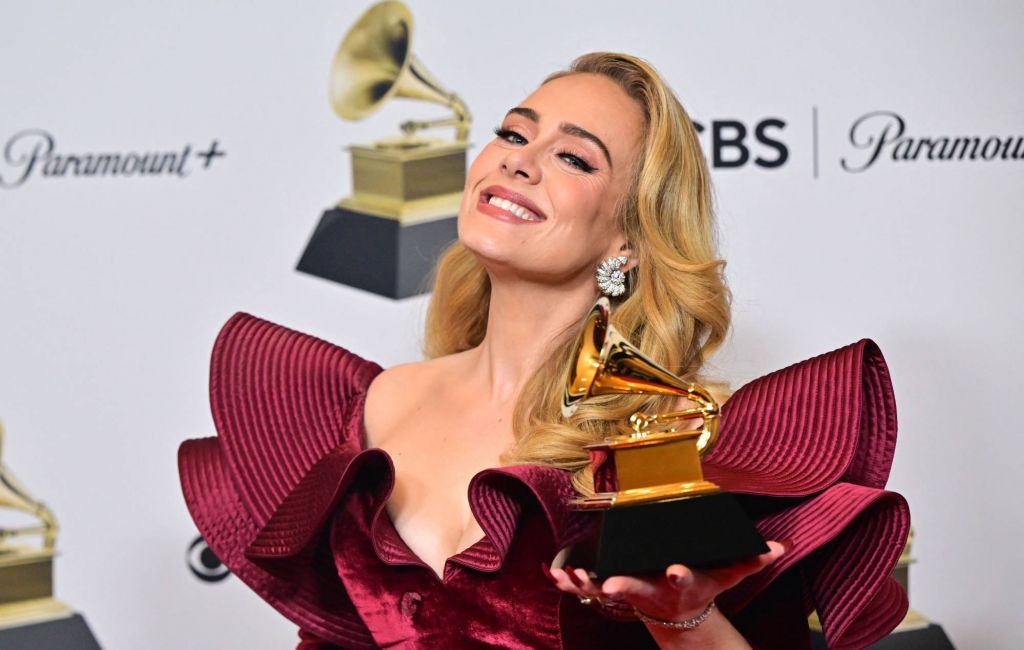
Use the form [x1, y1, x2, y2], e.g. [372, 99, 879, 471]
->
[394, 53, 471, 141]
[628, 407, 720, 455]
[630, 406, 707, 431]
[0, 524, 51, 542]
[399, 102, 471, 140]
[0, 469, 59, 550]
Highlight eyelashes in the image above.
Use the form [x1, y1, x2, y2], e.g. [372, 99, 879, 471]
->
[493, 127, 527, 147]
[492, 126, 598, 173]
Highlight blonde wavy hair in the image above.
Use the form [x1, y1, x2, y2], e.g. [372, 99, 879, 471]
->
[424, 52, 730, 495]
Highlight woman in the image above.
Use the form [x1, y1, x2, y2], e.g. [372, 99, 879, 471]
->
[180, 53, 909, 649]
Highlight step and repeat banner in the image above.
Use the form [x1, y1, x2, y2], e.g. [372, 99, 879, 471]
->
[2, 1, 1021, 648]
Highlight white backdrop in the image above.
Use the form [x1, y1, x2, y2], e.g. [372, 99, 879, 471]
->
[1, 1, 1022, 648]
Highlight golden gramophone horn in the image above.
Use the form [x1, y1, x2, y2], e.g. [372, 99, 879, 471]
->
[562, 297, 720, 455]
[330, 1, 471, 141]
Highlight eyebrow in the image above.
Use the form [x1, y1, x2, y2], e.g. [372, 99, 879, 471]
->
[505, 106, 612, 168]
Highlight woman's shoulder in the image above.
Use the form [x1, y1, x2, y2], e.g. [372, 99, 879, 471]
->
[366, 352, 467, 395]
[363, 351, 470, 445]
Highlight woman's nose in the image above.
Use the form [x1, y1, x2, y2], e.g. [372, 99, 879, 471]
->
[499, 145, 541, 183]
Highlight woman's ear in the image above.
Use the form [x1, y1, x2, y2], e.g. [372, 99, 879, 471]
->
[618, 241, 638, 273]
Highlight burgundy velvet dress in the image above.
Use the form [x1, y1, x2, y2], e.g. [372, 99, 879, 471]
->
[178, 313, 910, 650]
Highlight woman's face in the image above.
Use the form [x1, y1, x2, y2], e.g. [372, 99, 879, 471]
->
[458, 73, 645, 288]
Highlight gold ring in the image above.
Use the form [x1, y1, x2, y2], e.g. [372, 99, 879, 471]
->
[578, 596, 594, 606]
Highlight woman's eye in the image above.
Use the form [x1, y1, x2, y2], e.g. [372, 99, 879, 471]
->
[492, 127, 596, 173]
[493, 127, 526, 145]
[559, 153, 596, 173]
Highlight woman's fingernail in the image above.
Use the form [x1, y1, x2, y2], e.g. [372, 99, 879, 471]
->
[541, 562, 556, 583]
[564, 567, 585, 588]
[781, 538, 794, 553]
[669, 573, 683, 588]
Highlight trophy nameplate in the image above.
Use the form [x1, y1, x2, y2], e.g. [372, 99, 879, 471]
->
[0, 419, 100, 648]
[296, 1, 468, 299]
[561, 299, 768, 578]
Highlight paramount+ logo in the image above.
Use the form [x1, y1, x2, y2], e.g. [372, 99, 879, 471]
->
[691, 110, 1022, 176]
[841, 110, 1024, 172]
[0, 129, 227, 189]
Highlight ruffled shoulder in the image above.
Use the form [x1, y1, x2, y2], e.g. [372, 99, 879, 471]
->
[178, 313, 383, 647]
[706, 339, 897, 495]
[704, 339, 910, 650]
[204, 312, 381, 525]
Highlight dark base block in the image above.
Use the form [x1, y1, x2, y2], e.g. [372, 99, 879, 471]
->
[296, 207, 458, 299]
[570, 492, 768, 579]
[0, 614, 102, 650]
[811, 624, 955, 650]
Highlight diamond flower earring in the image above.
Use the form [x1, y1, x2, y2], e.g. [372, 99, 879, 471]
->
[596, 256, 628, 297]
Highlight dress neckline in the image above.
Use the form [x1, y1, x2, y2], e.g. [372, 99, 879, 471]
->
[351, 385, 530, 583]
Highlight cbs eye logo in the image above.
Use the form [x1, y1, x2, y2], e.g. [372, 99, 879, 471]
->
[188, 535, 231, 583]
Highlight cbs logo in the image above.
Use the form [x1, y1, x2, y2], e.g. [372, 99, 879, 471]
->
[693, 118, 788, 169]
[187, 535, 230, 583]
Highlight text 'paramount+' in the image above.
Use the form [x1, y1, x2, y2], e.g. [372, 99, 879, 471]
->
[0, 130, 226, 189]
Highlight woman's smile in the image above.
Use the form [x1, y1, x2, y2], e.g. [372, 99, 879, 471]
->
[478, 185, 547, 224]
[457, 73, 644, 281]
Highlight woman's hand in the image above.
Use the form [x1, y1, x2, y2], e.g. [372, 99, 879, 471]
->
[544, 540, 789, 646]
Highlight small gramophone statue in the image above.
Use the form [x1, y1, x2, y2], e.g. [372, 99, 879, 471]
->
[561, 299, 767, 578]
[297, 0, 470, 299]
[0, 419, 99, 647]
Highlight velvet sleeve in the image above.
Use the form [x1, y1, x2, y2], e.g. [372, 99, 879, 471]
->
[705, 339, 910, 650]
[297, 627, 346, 650]
[178, 313, 384, 648]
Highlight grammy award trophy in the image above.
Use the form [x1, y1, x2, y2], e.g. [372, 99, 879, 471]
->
[296, 1, 470, 299]
[561, 299, 768, 579]
[0, 419, 100, 648]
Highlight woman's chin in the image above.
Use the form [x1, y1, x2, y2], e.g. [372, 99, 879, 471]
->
[460, 222, 518, 261]
[461, 237, 519, 271]
[458, 238, 539, 282]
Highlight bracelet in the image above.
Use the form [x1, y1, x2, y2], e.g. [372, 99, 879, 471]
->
[633, 601, 716, 631]
[577, 597, 630, 614]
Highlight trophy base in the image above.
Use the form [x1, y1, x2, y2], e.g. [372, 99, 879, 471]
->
[0, 596, 72, 630]
[296, 206, 457, 299]
[810, 623, 955, 649]
[0, 612, 101, 650]
[569, 492, 768, 579]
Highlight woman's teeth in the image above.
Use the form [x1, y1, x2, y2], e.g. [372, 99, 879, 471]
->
[488, 195, 540, 221]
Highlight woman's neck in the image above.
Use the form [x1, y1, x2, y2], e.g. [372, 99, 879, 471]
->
[466, 276, 597, 404]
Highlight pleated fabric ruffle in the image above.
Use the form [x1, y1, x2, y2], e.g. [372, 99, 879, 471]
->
[705, 339, 909, 650]
[180, 313, 910, 650]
